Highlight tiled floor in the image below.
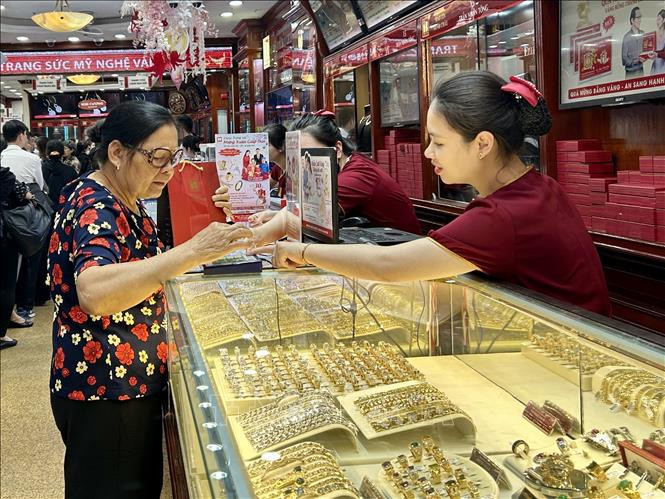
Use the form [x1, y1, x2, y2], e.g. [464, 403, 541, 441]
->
[0, 303, 173, 499]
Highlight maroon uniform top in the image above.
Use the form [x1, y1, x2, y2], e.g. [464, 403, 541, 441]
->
[338, 153, 421, 234]
[429, 170, 611, 315]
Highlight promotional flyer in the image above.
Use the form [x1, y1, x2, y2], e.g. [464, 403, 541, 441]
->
[285, 131, 302, 242]
[560, 0, 665, 108]
[301, 148, 338, 243]
[215, 133, 270, 222]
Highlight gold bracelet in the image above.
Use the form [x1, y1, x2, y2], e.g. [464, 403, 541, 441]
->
[301, 243, 312, 264]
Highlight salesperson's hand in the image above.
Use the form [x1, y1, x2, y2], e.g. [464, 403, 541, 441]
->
[186, 222, 253, 265]
[211, 185, 232, 218]
[247, 210, 277, 227]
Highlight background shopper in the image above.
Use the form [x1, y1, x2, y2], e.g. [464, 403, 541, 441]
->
[62, 140, 81, 173]
[48, 100, 251, 499]
[0, 166, 32, 348]
[244, 72, 611, 315]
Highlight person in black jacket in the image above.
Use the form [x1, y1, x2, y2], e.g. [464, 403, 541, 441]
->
[0, 166, 32, 348]
[42, 140, 77, 206]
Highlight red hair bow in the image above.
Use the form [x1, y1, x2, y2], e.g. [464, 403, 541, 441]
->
[313, 109, 336, 117]
[500, 75, 543, 107]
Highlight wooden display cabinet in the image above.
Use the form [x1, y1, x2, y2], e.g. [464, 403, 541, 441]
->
[264, 2, 318, 127]
[232, 20, 263, 133]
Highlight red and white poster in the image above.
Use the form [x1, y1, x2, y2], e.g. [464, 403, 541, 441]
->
[560, 1, 665, 108]
[215, 133, 270, 223]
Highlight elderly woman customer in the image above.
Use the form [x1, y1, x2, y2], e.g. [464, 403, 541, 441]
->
[47, 101, 251, 499]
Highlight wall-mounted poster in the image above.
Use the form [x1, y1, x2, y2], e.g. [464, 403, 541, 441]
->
[215, 133, 270, 222]
[560, 0, 665, 109]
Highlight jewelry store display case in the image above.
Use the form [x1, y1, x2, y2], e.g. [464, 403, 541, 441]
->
[165, 269, 665, 498]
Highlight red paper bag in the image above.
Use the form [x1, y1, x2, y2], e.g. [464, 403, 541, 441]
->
[167, 161, 226, 246]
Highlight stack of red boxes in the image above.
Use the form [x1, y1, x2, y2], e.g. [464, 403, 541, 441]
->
[375, 149, 392, 176]
[591, 155, 665, 243]
[396, 143, 424, 198]
[556, 139, 615, 229]
[375, 129, 422, 198]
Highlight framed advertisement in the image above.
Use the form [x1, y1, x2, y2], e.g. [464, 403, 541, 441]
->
[284, 131, 302, 243]
[560, 0, 665, 109]
[300, 147, 339, 244]
[214, 133, 270, 223]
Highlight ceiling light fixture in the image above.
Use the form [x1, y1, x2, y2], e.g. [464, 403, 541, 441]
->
[67, 74, 101, 85]
[0, 5, 5, 11]
[221, 11, 233, 17]
[114, 33, 126, 39]
[68, 36, 80, 42]
[31, 0, 93, 33]
[229, 1, 243, 6]
[16, 36, 30, 42]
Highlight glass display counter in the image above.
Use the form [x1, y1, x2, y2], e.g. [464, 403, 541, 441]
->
[166, 269, 665, 498]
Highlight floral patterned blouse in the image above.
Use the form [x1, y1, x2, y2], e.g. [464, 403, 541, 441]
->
[48, 176, 169, 401]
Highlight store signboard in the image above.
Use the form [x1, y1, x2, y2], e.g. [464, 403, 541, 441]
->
[31, 78, 61, 92]
[325, 44, 369, 78]
[420, 0, 521, 40]
[369, 20, 418, 61]
[0, 47, 233, 75]
[214, 133, 270, 223]
[119, 74, 153, 90]
[560, 0, 665, 109]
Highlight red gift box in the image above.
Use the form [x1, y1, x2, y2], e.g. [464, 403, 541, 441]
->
[639, 156, 654, 168]
[614, 219, 656, 242]
[568, 193, 592, 206]
[609, 193, 657, 208]
[657, 191, 665, 208]
[556, 139, 602, 152]
[617, 170, 632, 183]
[590, 192, 608, 205]
[566, 150, 612, 163]
[558, 162, 614, 174]
[657, 209, 665, 226]
[168, 161, 227, 246]
[562, 183, 589, 195]
[576, 205, 593, 217]
[655, 226, 665, 243]
[589, 177, 617, 192]
[592, 216, 612, 233]
[628, 171, 643, 183]
[606, 203, 656, 224]
[608, 184, 665, 197]
[558, 173, 590, 184]
[590, 205, 610, 218]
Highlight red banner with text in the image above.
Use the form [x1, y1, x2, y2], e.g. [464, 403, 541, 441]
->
[1, 47, 233, 75]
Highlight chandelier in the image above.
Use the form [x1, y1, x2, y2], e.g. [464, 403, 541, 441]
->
[32, 0, 93, 32]
[67, 74, 101, 85]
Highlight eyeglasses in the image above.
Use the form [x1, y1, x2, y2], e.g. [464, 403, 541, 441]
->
[123, 143, 184, 170]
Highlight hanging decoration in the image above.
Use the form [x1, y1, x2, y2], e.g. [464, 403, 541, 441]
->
[120, 1, 217, 89]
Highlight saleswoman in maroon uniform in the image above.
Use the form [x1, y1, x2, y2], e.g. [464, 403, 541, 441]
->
[243, 72, 610, 315]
